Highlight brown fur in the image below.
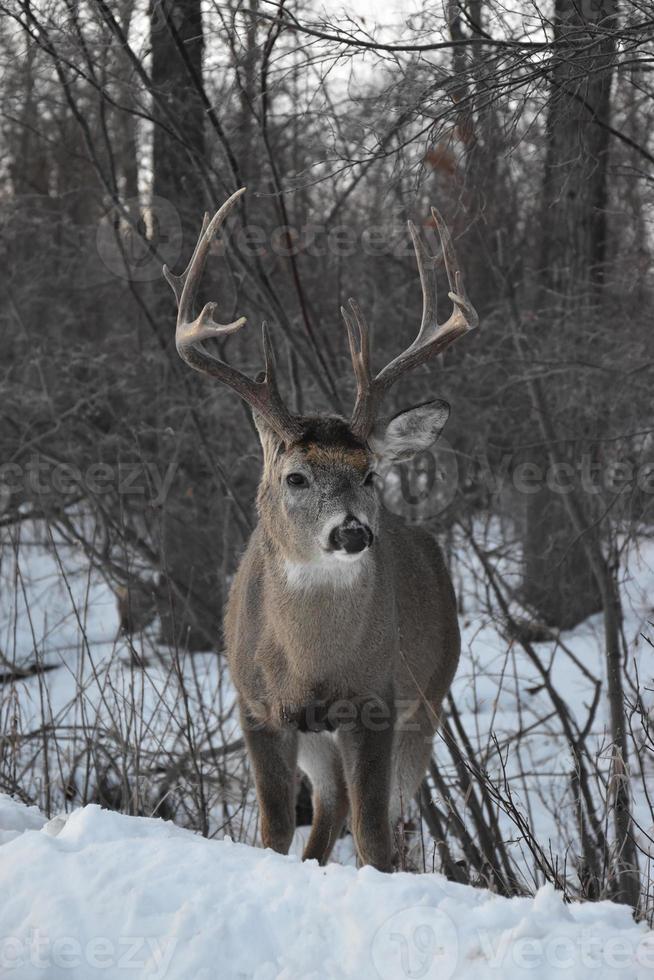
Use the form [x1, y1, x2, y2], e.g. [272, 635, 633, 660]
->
[224, 414, 460, 871]
[166, 190, 473, 870]
[301, 443, 369, 471]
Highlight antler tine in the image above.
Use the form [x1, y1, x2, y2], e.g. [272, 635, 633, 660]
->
[430, 206, 479, 331]
[341, 298, 372, 422]
[164, 188, 302, 443]
[164, 188, 247, 346]
[260, 321, 297, 421]
[163, 212, 210, 306]
[349, 208, 478, 442]
[408, 219, 439, 342]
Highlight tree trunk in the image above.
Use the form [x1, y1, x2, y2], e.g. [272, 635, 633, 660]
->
[518, 0, 639, 906]
[523, 0, 616, 628]
[150, 0, 221, 650]
[151, 0, 206, 249]
[518, 363, 640, 908]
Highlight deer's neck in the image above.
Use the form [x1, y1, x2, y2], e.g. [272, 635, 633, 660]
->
[250, 523, 396, 702]
[280, 552, 371, 592]
[261, 525, 383, 646]
[264, 529, 376, 603]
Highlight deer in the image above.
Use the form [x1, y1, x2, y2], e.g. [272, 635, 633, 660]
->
[163, 188, 478, 871]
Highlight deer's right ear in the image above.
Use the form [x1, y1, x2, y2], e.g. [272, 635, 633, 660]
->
[253, 412, 286, 458]
[368, 399, 450, 462]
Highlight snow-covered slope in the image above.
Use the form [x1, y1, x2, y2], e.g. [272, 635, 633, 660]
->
[3, 520, 654, 884]
[1, 796, 652, 980]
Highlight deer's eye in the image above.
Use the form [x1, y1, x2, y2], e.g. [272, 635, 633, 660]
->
[364, 471, 376, 487]
[286, 472, 308, 488]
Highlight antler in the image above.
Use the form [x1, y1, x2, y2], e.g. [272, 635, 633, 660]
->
[163, 187, 302, 443]
[342, 207, 478, 442]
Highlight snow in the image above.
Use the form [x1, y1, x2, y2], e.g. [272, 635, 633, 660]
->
[1, 795, 652, 980]
[0, 518, 243, 822]
[2, 517, 654, 973]
[0, 794, 46, 846]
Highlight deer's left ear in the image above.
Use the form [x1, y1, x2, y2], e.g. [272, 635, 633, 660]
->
[368, 399, 450, 462]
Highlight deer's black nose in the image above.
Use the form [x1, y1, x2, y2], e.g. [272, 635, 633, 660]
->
[328, 516, 373, 554]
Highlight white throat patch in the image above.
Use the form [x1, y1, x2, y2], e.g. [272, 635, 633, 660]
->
[284, 551, 369, 591]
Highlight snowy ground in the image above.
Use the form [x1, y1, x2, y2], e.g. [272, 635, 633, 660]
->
[3, 518, 653, 866]
[1, 515, 654, 974]
[1, 794, 653, 980]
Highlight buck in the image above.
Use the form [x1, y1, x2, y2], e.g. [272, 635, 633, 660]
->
[164, 188, 477, 871]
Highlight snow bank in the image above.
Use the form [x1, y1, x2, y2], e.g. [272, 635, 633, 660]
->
[0, 795, 46, 846]
[0, 796, 652, 979]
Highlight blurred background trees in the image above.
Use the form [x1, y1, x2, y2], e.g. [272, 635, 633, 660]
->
[2, 0, 651, 634]
[2, 0, 652, 650]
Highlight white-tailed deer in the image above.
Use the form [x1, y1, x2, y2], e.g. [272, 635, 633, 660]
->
[164, 188, 477, 870]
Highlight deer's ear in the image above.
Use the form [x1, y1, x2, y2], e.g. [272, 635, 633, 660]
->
[369, 399, 450, 462]
[253, 412, 286, 458]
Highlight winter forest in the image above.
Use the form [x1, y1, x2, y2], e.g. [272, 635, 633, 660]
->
[0, 0, 654, 977]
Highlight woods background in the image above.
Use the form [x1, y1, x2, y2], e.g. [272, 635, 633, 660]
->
[1, 0, 653, 915]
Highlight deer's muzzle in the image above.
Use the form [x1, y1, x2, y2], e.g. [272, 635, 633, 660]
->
[327, 515, 374, 554]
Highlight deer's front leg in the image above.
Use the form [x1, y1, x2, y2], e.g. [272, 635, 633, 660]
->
[242, 707, 298, 854]
[338, 696, 395, 872]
